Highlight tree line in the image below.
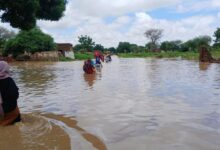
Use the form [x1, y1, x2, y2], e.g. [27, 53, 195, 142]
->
[1, 1, 220, 58]
[1, 26, 220, 57]
[116, 28, 220, 53]
[0, 27, 56, 57]
[74, 28, 220, 53]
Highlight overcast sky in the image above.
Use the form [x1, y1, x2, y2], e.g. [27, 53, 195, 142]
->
[1, 0, 220, 47]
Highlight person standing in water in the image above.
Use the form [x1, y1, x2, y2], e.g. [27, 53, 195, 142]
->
[83, 59, 96, 74]
[0, 61, 21, 126]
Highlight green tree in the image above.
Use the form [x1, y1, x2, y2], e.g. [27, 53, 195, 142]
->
[160, 41, 171, 51]
[4, 27, 56, 56]
[181, 40, 196, 51]
[160, 40, 182, 51]
[93, 44, 104, 52]
[108, 47, 117, 53]
[145, 42, 158, 51]
[0, 26, 15, 49]
[73, 44, 82, 51]
[137, 46, 146, 53]
[117, 42, 132, 53]
[144, 28, 163, 50]
[180, 35, 211, 52]
[213, 28, 220, 48]
[0, 0, 66, 30]
[130, 44, 138, 53]
[78, 35, 95, 52]
[194, 36, 211, 47]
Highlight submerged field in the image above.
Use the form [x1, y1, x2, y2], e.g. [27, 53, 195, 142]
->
[1, 57, 220, 150]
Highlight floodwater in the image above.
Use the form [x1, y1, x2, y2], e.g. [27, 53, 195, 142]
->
[1, 56, 220, 150]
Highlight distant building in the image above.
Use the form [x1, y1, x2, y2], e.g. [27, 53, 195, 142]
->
[57, 43, 75, 59]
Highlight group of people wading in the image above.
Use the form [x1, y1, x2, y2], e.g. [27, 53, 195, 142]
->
[83, 51, 112, 74]
[0, 52, 111, 126]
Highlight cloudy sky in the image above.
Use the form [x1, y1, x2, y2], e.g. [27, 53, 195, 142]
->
[1, 0, 220, 47]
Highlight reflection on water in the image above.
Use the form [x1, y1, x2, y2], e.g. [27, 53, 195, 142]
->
[1, 56, 220, 150]
[83, 73, 97, 87]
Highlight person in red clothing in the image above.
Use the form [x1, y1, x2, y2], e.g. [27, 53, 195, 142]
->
[94, 50, 104, 63]
[83, 59, 95, 74]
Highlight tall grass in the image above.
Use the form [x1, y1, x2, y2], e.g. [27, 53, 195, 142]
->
[75, 52, 93, 60]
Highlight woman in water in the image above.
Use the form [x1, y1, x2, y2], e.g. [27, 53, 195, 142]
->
[83, 59, 96, 74]
[0, 61, 21, 126]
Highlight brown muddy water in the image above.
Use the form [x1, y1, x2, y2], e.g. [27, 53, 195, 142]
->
[1, 56, 220, 150]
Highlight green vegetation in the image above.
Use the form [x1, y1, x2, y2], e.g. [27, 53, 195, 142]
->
[115, 28, 220, 60]
[74, 35, 106, 52]
[4, 28, 56, 57]
[145, 29, 163, 50]
[59, 53, 94, 61]
[0, 27, 15, 54]
[117, 42, 146, 53]
[0, 1, 66, 59]
[118, 51, 198, 59]
[74, 52, 93, 60]
[118, 50, 220, 60]
[0, 0, 66, 30]
[59, 56, 74, 61]
[73, 29, 220, 61]
[94, 44, 105, 52]
[211, 50, 220, 59]
[75, 35, 95, 52]
[1, 1, 220, 62]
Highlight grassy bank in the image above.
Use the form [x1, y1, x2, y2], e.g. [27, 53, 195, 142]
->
[74, 52, 93, 60]
[59, 56, 74, 62]
[211, 51, 220, 59]
[63, 50, 220, 61]
[118, 51, 220, 60]
[58, 53, 93, 61]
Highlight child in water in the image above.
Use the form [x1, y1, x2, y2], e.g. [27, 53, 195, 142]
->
[0, 61, 21, 126]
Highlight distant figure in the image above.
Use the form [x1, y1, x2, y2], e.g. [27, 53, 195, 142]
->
[95, 57, 103, 69]
[94, 50, 104, 68]
[0, 61, 21, 126]
[95, 56, 101, 65]
[83, 59, 96, 74]
[105, 54, 112, 63]
[94, 51, 104, 62]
